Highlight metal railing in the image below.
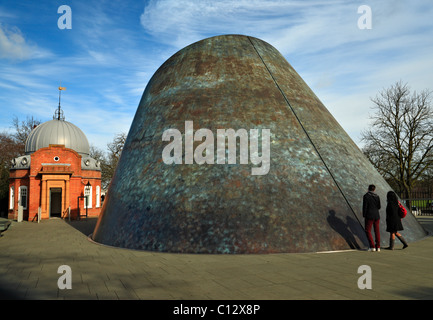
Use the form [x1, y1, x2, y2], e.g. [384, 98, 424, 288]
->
[401, 198, 433, 216]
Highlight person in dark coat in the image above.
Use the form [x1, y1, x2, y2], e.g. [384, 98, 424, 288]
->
[362, 184, 381, 251]
[385, 191, 408, 250]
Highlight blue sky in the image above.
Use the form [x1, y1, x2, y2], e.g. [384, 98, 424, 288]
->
[1, 0, 432, 152]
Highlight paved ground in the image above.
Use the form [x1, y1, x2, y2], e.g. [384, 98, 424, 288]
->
[0, 216, 432, 301]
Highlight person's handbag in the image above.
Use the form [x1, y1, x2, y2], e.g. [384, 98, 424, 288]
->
[398, 201, 407, 218]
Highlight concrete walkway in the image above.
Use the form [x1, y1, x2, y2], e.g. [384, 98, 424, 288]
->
[0, 216, 432, 300]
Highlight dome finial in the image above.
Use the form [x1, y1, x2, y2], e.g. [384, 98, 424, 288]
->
[55, 85, 66, 120]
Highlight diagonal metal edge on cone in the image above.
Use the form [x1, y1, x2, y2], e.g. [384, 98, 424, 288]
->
[247, 35, 427, 245]
[247, 36, 362, 228]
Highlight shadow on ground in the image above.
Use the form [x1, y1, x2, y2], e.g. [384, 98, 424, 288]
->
[417, 217, 433, 235]
[393, 286, 433, 299]
[66, 218, 98, 237]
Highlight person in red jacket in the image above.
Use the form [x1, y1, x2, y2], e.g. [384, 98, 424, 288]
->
[385, 191, 409, 250]
[363, 185, 381, 251]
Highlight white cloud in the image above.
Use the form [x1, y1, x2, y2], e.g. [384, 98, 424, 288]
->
[140, 0, 300, 48]
[0, 24, 31, 59]
[139, 0, 377, 53]
[0, 24, 52, 60]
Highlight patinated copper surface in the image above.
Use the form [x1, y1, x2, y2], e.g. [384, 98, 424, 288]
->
[92, 35, 427, 253]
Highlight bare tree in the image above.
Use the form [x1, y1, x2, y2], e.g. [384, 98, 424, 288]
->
[362, 81, 433, 200]
[1, 116, 39, 215]
[107, 132, 126, 161]
[0, 132, 23, 215]
[89, 144, 106, 163]
[102, 132, 126, 189]
[11, 115, 41, 154]
[1, 116, 40, 215]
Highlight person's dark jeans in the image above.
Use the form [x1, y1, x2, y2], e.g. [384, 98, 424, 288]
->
[365, 219, 380, 249]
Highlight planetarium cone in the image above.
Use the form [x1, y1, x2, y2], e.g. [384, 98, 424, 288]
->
[92, 35, 427, 253]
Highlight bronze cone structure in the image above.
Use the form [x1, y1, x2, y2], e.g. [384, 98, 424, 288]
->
[92, 35, 427, 253]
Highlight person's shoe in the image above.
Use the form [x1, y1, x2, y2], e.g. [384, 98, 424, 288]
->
[376, 247, 380, 252]
[368, 248, 375, 252]
[386, 238, 395, 250]
[396, 235, 409, 249]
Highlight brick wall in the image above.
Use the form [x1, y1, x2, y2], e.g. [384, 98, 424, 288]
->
[9, 145, 102, 221]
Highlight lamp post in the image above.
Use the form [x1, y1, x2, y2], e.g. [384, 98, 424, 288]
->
[84, 181, 91, 220]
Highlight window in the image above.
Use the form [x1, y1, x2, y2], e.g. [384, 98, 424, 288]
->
[84, 186, 92, 209]
[19, 186, 28, 210]
[96, 185, 100, 208]
[9, 187, 14, 210]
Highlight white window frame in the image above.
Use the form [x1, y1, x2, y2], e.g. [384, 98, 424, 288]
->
[96, 185, 100, 208]
[19, 186, 28, 210]
[9, 187, 14, 210]
[84, 186, 92, 209]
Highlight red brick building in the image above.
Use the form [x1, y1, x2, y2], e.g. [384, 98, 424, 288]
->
[8, 108, 102, 221]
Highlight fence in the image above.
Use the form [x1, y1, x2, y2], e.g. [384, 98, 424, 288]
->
[399, 192, 433, 216]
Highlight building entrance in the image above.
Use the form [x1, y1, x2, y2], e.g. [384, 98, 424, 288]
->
[50, 188, 62, 218]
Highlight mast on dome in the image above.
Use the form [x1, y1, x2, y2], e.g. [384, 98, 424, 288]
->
[55, 85, 66, 120]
